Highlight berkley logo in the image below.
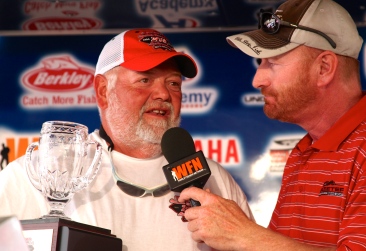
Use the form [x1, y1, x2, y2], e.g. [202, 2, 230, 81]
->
[22, 55, 95, 92]
[22, 17, 102, 30]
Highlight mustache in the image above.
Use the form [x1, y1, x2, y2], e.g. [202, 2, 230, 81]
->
[261, 87, 277, 97]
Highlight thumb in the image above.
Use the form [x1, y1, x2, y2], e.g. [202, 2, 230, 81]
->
[178, 186, 204, 203]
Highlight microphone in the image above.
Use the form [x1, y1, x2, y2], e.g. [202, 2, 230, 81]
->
[161, 127, 211, 206]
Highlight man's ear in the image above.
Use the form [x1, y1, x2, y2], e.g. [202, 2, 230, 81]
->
[316, 51, 338, 87]
[94, 74, 108, 109]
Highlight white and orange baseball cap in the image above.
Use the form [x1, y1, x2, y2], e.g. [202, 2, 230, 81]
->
[95, 29, 197, 78]
[227, 0, 363, 59]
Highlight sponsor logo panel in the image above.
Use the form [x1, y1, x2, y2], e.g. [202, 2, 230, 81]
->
[135, 0, 218, 28]
[19, 54, 97, 109]
[22, 0, 103, 31]
[250, 134, 304, 181]
[23, 17, 102, 30]
[267, 135, 303, 173]
[20, 93, 97, 109]
[242, 92, 264, 106]
[0, 129, 244, 170]
[182, 87, 218, 114]
[193, 135, 243, 168]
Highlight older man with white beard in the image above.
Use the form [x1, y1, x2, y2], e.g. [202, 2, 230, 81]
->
[0, 28, 254, 251]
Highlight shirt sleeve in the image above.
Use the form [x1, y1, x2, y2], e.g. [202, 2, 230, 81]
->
[0, 156, 48, 220]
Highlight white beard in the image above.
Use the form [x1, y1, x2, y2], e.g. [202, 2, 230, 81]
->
[105, 91, 180, 149]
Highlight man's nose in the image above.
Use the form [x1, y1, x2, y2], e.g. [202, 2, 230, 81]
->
[252, 69, 270, 89]
[151, 82, 171, 101]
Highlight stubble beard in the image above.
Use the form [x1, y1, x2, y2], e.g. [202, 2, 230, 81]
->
[263, 71, 317, 123]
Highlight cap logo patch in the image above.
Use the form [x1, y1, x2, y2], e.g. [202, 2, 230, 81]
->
[139, 31, 174, 51]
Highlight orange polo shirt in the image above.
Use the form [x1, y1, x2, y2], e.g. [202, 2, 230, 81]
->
[269, 94, 366, 250]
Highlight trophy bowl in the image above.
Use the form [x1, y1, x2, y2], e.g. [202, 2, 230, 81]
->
[25, 121, 102, 220]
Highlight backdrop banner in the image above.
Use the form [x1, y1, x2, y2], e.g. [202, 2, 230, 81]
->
[1, 28, 365, 227]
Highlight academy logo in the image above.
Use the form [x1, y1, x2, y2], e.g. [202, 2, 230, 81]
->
[137, 0, 217, 13]
[135, 0, 217, 28]
[181, 87, 218, 114]
[154, 15, 198, 28]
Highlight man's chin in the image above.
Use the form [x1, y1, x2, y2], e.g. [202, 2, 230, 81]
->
[136, 125, 166, 143]
[263, 106, 280, 120]
[138, 117, 179, 137]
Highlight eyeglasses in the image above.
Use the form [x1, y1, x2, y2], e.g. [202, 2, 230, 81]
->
[259, 11, 337, 49]
[108, 150, 171, 197]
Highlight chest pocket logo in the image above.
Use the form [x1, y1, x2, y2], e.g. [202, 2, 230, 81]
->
[319, 180, 344, 197]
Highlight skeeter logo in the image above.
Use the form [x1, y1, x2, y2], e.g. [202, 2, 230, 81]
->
[22, 55, 94, 92]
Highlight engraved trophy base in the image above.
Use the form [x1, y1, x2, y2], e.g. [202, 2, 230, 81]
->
[21, 218, 122, 251]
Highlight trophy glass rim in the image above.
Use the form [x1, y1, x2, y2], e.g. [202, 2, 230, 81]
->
[41, 121, 88, 136]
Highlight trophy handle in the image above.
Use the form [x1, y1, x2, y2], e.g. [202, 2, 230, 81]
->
[83, 141, 102, 186]
[25, 142, 42, 191]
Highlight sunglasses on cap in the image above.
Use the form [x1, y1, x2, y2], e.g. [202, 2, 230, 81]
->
[259, 11, 337, 49]
[108, 150, 171, 197]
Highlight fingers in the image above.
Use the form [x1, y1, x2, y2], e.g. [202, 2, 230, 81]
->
[191, 232, 204, 243]
[187, 219, 199, 232]
[183, 203, 203, 221]
[178, 186, 207, 203]
[191, 232, 205, 244]
[187, 216, 205, 243]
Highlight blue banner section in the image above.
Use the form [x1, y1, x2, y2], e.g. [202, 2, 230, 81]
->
[0, 0, 363, 31]
[1, 28, 365, 226]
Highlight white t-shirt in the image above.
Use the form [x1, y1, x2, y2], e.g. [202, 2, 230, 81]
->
[0, 130, 254, 251]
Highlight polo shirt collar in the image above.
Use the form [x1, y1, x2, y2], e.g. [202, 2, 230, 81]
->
[306, 94, 366, 151]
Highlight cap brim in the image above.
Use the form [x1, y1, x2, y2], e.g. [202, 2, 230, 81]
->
[226, 32, 300, 58]
[121, 52, 197, 78]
